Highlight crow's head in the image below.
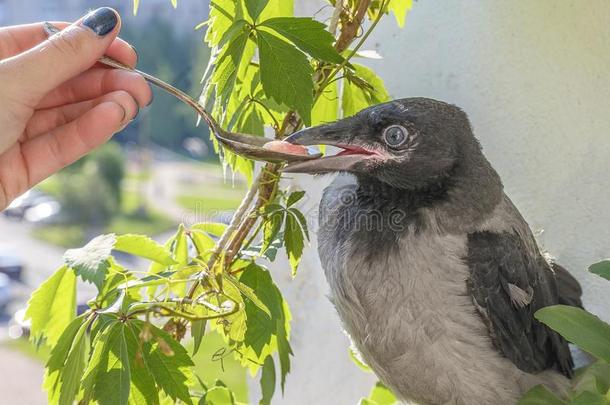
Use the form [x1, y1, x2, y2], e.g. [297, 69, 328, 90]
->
[284, 98, 478, 190]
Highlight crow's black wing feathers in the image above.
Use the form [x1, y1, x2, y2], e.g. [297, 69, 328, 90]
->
[466, 231, 576, 377]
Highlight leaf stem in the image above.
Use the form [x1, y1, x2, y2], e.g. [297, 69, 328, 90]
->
[250, 98, 281, 129]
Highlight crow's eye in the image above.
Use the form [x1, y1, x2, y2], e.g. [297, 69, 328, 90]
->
[383, 125, 409, 148]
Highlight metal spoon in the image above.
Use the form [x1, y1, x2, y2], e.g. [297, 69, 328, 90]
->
[43, 22, 321, 164]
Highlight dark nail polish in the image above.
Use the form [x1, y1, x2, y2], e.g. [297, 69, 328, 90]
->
[82, 7, 118, 36]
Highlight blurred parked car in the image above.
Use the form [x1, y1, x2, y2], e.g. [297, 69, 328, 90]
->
[2, 190, 43, 220]
[2, 189, 61, 223]
[0, 247, 23, 281]
[0, 273, 12, 313]
[23, 197, 62, 224]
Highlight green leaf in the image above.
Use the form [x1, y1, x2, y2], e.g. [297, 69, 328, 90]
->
[570, 391, 607, 405]
[349, 344, 372, 372]
[174, 224, 190, 267]
[257, 0, 293, 20]
[201, 385, 236, 405]
[124, 322, 160, 405]
[225, 273, 271, 316]
[259, 356, 276, 405]
[57, 320, 89, 405]
[236, 103, 265, 136]
[25, 265, 77, 346]
[572, 361, 610, 396]
[98, 289, 129, 315]
[535, 305, 610, 362]
[262, 211, 285, 255]
[260, 17, 343, 64]
[212, 278, 247, 343]
[218, 19, 248, 47]
[191, 319, 207, 356]
[223, 148, 255, 184]
[343, 63, 390, 118]
[87, 321, 131, 405]
[99, 259, 137, 307]
[257, 30, 314, 125]
[115, 234, 176, 266]
[192, 222, 227, 238]
[64, 234, 116, 289]
[239, 263, 291, 375]
[148, 233, 175, 279]
[517, 385, 566, 405]
[284, 213, 304, 276]
[388, 0, 412, 27]
[147, 325, 195, 403]
[239, 264, 284, 320]
[118, 271, 176, 292]
[190, 229, 216, 255]
[276, 318, 292, 392]
[312, 79, 339, 128]
[286, 190, 305, 207]
[367, 382, 398, 405]
[213, 29, 252, 105]
[245, 0, 269, 21]
[43, 315, 86, 404]
[589, 260, 610, 282]
[288, 208, 309, 241]
[205, 0, 244, 47]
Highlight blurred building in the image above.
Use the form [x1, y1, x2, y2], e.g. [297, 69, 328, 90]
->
[0, 0, 209, 31]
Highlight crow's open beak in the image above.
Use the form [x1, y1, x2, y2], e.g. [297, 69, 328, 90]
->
[282, 121, 384, 174]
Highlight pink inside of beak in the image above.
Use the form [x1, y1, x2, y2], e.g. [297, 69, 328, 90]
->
[334, 144, 381, 157]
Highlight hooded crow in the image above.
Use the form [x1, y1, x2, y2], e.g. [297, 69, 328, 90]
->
[283, 98, 582, 405]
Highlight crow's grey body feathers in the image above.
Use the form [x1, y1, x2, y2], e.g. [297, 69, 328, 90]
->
[318, 177, 576, 404]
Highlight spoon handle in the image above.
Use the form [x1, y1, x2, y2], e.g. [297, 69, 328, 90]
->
[43, 22, 220, 133]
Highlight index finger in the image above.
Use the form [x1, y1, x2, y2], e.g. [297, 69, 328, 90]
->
[0, 21, 138, 68]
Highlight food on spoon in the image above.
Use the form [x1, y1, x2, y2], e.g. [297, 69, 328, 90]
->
[263, 140, 310, 156]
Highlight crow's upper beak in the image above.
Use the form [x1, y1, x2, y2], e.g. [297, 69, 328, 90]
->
[282, 120, 384, 174]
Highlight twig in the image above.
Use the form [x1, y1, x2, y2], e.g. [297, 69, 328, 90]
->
[328, 0, 344, 36]
[335, 0, 371, 52]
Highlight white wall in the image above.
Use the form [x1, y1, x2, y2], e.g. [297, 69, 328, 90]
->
[269, 1, 610, 404]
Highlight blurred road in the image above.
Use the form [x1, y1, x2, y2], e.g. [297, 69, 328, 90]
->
[0, 346, 45, 404]
[0, 217, 62, 404]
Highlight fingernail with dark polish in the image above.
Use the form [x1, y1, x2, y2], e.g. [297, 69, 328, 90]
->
[82, 7, 118, 36]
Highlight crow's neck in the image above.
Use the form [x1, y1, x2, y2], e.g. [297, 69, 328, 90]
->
[354, 174, 453, 213]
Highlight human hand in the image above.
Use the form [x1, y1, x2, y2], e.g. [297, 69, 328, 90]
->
[0, 7, 152, 210]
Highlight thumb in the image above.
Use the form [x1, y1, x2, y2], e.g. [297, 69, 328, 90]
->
[5, 7, 121, 103]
